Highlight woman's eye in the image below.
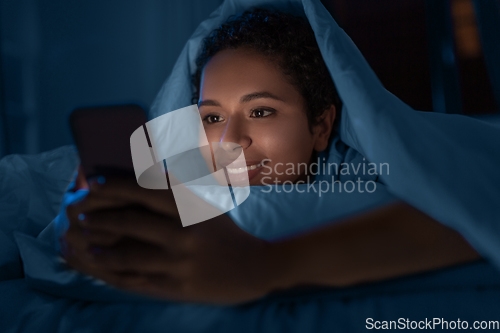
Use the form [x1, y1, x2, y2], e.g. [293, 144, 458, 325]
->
[250, 108, 275, 118]
[203, 114, 224, 124]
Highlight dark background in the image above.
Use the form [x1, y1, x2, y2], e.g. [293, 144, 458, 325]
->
[0, 0, 497, 159]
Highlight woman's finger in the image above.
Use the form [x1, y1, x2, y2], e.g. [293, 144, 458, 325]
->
[64, 247, 152, 290]
[66, 192, 128, 222]
[75, 165, 89, 190]
[65, 210, 122, 251]
[94, 271, 184, 302]
[64, 241, 100, 274]
[84, 229, 122, 247]
[119, 273, 184, 302]
[88, 239, 191, 275]
[87, 176, 180, 218]
[65, 238, 186, 301]
[63, 218, 90, 254]
[80, 207, 188, 250]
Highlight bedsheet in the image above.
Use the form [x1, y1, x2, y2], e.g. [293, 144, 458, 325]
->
[2, 262, 500, 333]
[1, 144, 500, 332]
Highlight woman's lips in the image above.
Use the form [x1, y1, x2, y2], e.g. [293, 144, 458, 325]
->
[226, 161, 265, 174]
[224, 160, 268, 185]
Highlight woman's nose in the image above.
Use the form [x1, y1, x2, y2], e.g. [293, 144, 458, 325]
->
[219, 117, 251, 151]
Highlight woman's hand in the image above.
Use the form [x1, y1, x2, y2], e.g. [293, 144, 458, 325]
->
[62, 175, 282, 305]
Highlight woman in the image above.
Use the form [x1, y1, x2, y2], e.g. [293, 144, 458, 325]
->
[193, 8, 339, 187]
[62, 7, 480, 305]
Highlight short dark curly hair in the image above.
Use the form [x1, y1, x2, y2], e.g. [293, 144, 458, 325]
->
[191, 7, 342, 133]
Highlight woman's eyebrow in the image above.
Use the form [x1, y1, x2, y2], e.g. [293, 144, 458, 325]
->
[198, 100, 220, 108]
[239, 91, 284, 103]
[198, 91, 284, 108]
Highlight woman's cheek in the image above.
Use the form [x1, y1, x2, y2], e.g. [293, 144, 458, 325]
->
[261, 121, 315, 182]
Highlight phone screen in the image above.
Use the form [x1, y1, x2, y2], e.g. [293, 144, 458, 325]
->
[69, 104, 148, 179]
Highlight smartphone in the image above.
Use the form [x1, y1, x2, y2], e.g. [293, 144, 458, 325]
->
[69, 104, 148, 179]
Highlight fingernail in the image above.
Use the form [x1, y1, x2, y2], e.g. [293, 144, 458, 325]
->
[89, 176, 106, 188]
[78, 213, 89, 227]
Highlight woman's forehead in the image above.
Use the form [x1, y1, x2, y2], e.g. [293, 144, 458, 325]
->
[203, 49, 277, 78]
[200, 48, 301, 103]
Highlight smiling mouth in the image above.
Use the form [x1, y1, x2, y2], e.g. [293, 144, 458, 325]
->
[226, 161, 265, 174]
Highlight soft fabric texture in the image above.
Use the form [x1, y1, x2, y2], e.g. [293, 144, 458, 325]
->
[1, 0, 500, 331]
[0, 145, 79, 281]
[3, 145, 500, 333]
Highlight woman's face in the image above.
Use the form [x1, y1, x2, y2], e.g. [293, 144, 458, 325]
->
[198, 48, 332, 186]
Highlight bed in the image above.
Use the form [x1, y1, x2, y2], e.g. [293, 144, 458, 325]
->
[1, 144, 500, 332]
